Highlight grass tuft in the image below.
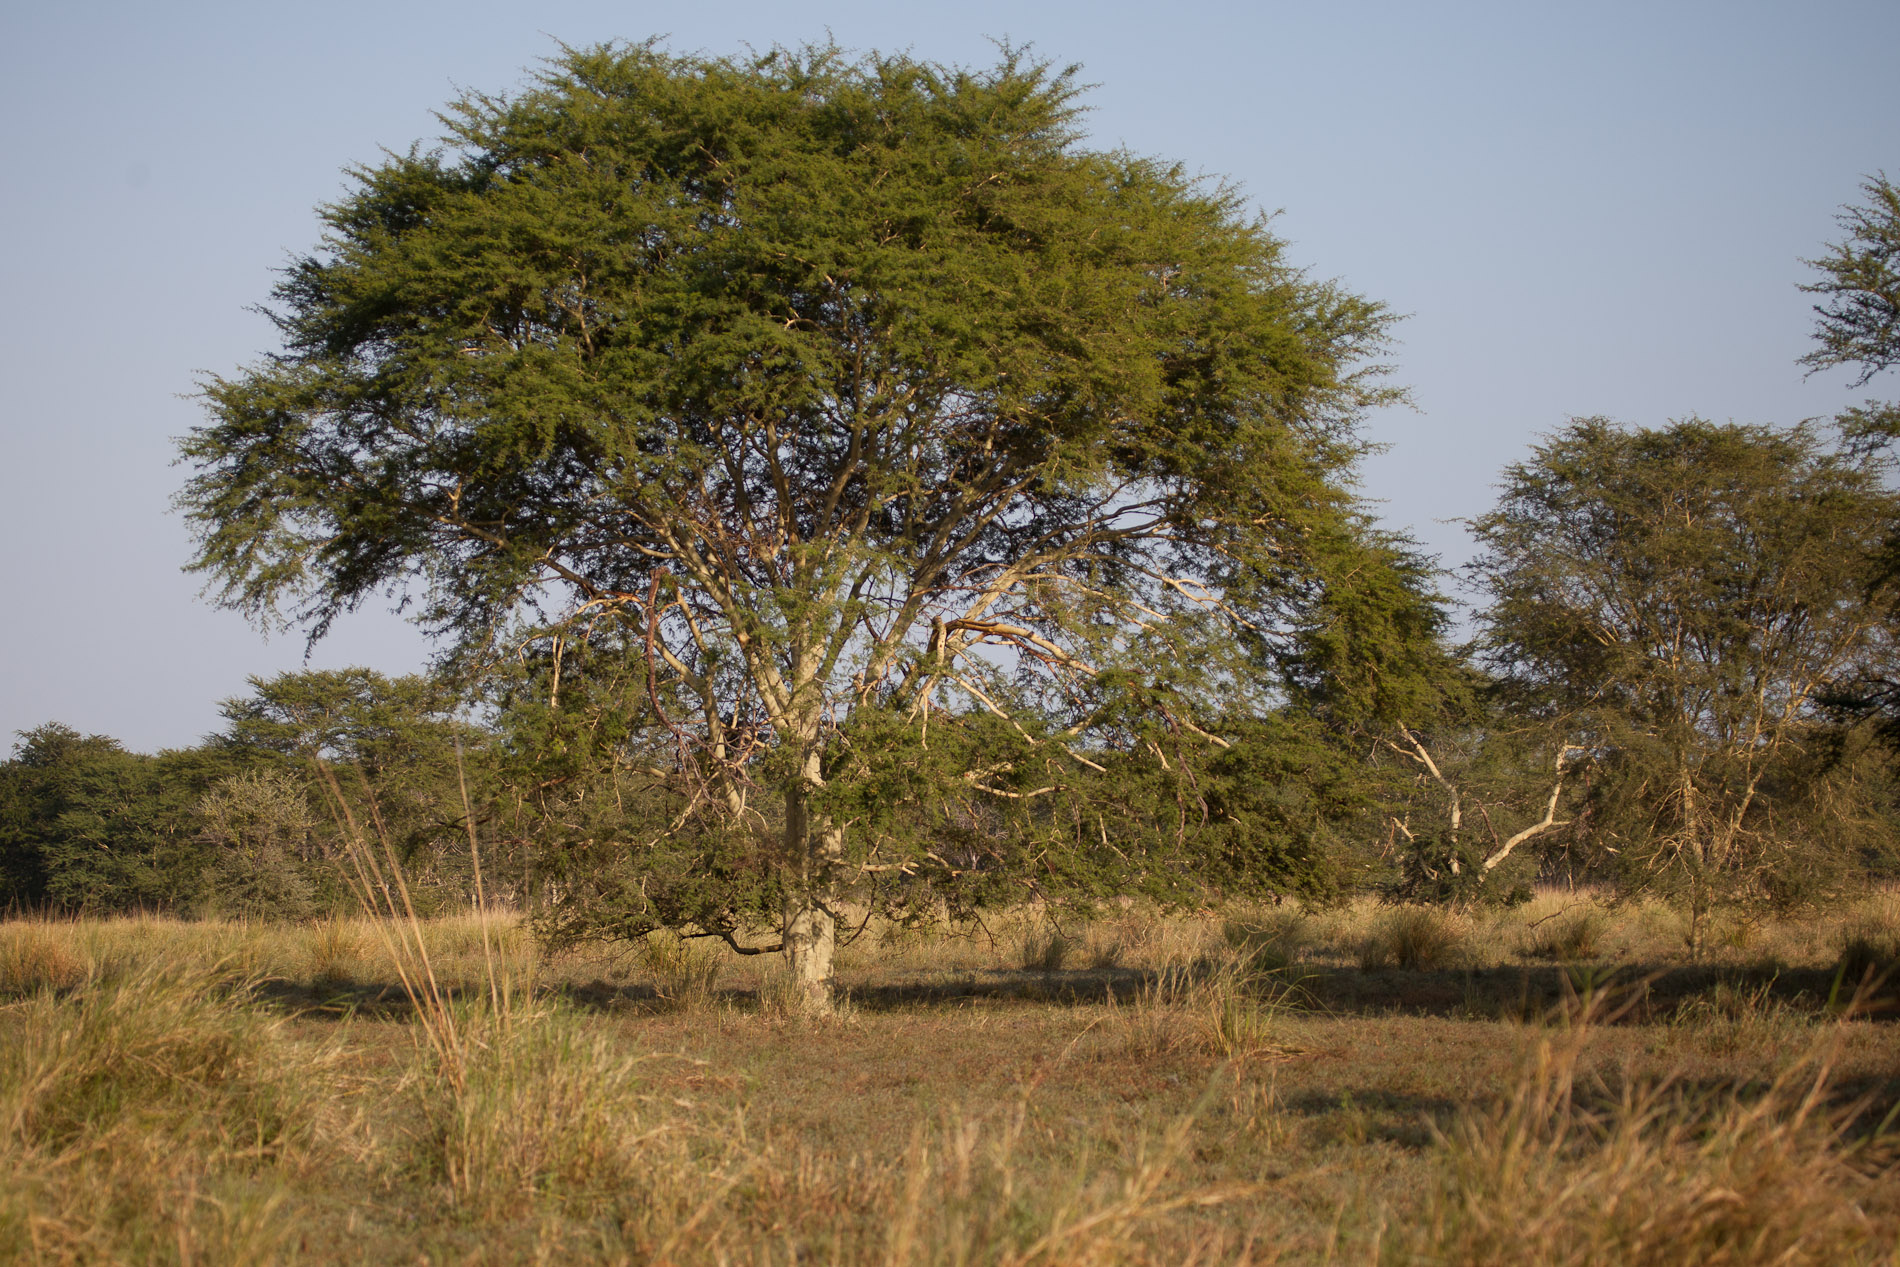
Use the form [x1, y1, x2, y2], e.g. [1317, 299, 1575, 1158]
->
[1359, 904, 1464, 971]
[0, 922, 91, 995]
[1834, 915, 1900, 992]
[0, 961, 348, 1263]
[1018, 924, 1073, 972]
[415, 1001, 655, 1221]
[643, 931, 722, 1011]
[1522, 908, 1605, 962]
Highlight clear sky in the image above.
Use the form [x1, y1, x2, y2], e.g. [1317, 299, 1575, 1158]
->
[2, 0, 1895, 753]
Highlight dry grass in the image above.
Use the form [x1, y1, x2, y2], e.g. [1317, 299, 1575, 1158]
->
[1357, 904, 1467, 971]
[1836, 911, 1900, 994]
[0, 961, 354, 1263]
[640, 930, 723, 1011]
[1522, 907, 1607, 962]
[1393, 994, 1900, 1265]
[0, 897, 1896, 1263]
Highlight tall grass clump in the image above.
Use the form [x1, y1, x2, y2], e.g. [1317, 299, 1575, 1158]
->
[2, 963, 333, 1154]
[643, 931, 723, 1011]
[411, 1001, 659, 1222]
[1522, 908, 1606, 962]
[0, 962, 346, 1262]
[1359, 905, 1464, 971]
[1019, 924, 1073, 972]
[0, 922, 91, 995]
[1222, 907, 1309, 973]
[1834, 915, 1900, 994]
[1112, 945, 1298, 1061]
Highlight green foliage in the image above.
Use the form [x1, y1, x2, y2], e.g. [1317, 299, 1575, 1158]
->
[177, 40, 1433, 960]
[0, 725, 246, 914]
[0, 724, 121, 906]
[1469, 416, 1900, 925]
[219, 669, 495, 912]
[196, 768, 322, 920]
[0, 670, 505, 918]
[1800, 172, 1900, 387]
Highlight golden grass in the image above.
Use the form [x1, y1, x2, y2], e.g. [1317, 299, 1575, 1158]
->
[1393, 995, 1900, 1265]
[1, 897, 1896, 1263]
[1357, 904, 1468, 971]
[0, 961, 355, 1264]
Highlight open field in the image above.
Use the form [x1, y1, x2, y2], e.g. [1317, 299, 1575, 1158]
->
[2, 893, 1898, 1265]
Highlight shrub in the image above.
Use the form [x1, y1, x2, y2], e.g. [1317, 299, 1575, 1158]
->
[196, 768, 322, 920]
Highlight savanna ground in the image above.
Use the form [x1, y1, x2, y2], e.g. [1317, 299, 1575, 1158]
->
[3, 891, 1899, 1265]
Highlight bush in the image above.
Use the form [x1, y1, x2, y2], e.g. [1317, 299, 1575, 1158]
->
[196, 769, 322, 920]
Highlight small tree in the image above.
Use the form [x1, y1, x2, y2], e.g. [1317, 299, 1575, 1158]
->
[178, 44, 1417, 1006]
[1468, 417, 1900, 943]
[218, 669, 491, 910]
[197, 768, 322, 919]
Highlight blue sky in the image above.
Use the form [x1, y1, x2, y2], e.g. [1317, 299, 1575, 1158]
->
[2, 0, 1895, 752]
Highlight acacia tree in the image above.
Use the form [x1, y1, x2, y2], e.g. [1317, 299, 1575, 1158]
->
[179, 44, 1414, 1006]
[1468, 417, 1900, 941]
[1801, 173, 1900, 388]
[1802, 175, 1900, 742]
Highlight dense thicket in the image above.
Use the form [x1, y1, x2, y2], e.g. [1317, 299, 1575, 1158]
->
[0, 673, 493, 917]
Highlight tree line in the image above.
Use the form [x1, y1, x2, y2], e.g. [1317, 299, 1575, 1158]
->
[7, 44, 1895, 1003]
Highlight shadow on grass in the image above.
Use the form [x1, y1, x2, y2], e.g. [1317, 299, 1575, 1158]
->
[248, 960, 1896, 1024]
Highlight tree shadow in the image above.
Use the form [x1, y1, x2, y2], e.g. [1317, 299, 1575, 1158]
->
[246, 960, 1896, 1024]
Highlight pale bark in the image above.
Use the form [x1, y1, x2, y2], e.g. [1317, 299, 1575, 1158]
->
[781, 748, 841, 1013]
[1481, 746, 1579, 873]
[1392, 723, 1463, 873]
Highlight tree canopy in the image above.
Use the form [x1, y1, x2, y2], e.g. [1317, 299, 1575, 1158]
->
[177, 43, 1439, 1003]
[1801, 173, 1900, 388]
[1467, 416, 1900, 934]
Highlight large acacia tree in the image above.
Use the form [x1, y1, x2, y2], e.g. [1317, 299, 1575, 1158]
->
[179, 43, 1415, 1005]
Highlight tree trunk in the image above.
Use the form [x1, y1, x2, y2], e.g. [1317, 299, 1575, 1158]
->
[1680, 761, 1709, 959]
[782, 752, 840, 1014]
